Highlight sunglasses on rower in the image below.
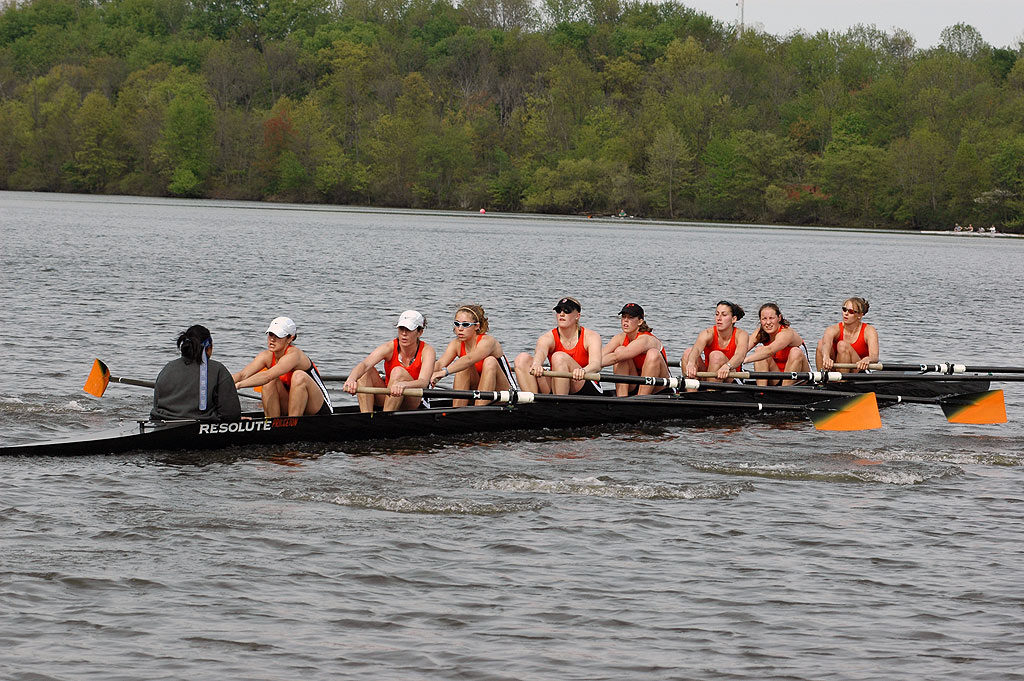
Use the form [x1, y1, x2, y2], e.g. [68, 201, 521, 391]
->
[453, 320, 479, 328]
[841, 307, 862, 315]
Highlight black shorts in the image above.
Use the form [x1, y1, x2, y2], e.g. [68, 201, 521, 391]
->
[574, 380, 605, 396]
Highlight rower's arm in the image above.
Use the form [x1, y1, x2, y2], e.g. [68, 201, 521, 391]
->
[604, 334, 654, 365]
[861, 325, 880, 368]
[446, 335, 496, 375]
[685, 329, 712, 368]
[726, 329, 750, 368]
[343, 344, 391, 391]
[529, 334, 555, 373]
[433, 340, 459, 372]
[232, 352, 267, 383]
[744, 329, 793, 364]
[235, 350, 302, 389]
[600, 333, 628, 366]
[582, 330, 603, 374]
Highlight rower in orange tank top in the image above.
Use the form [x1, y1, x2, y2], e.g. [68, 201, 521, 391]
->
[430, 305, 518, 407]
[233, 316, 333, 417]
[549, 327, 590, 367]
[834, 323, 869, 358]
[342, 310, 437, 413]
[815, 297, 879, 372]
[742, 302, 810, 386]
[682, 301, 749, 384]
[703, 326, 738, 367]
[601, 303, 671, 396]
[384, 338, 424, 383]
[514, 297, 603, 396]
[458, 340, 486, 375]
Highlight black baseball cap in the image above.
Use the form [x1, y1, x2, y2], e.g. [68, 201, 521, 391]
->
[619, 303, 644, 317]
[553, 297, 582, 313]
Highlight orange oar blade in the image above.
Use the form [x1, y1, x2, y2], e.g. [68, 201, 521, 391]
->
[941, 390, 1007, 424]
[83, 359, 111, 397]
[810, 392, 882, 431]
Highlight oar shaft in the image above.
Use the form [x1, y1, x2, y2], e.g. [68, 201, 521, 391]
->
[358, 385, 832, 413]
[110, 374, 261, 401]
[111, 375, 156, 389]
[833, 362, 1024, 374]
[542, 369, 697, 389]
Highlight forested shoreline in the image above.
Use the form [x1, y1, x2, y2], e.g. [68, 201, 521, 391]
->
[1, 0, 1023, 229]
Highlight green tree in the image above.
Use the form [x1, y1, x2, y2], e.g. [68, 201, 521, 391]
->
[151, 79, 216, 196]
[68, 91, 125, 191]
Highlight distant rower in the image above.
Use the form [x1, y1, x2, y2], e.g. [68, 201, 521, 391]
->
[815, 297, 878, 372]
[514, 297, 603, 395]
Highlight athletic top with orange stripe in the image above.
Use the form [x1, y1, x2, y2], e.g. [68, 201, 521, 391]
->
[270, 346, 316, 389]
[702, 327, 738, 366]
[833, 323, 870, 358]
[384, 339, 425, 383]
[623, 331, 667, 371]
[458, 335, 491, 374]
[548, 327, 590, 367]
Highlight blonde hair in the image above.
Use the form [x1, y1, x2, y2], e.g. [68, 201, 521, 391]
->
[455, 304, 489, 334]
[845, 297, 870, 315]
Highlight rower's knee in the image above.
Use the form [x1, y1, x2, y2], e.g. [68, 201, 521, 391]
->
[388, 368, 413, 384]
[514, 352, 532, 371]
[550, 352, 572, 371]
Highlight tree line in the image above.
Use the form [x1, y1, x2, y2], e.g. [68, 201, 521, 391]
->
[1, 0, 1023, 230]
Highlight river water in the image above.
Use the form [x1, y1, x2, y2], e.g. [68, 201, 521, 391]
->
[1, 191, 1022, 680]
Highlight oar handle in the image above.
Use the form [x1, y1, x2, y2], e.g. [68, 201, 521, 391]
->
[357, 386, 425, 397]
[542, 370, 603, 381]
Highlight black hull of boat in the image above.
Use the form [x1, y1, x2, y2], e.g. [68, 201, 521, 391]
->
[0, 379, 991, 457]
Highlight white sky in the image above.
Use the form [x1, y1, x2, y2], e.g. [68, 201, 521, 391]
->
[681, 0, 1024, 49]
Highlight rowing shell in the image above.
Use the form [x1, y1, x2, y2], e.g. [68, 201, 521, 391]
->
[0, 378, 990, 457]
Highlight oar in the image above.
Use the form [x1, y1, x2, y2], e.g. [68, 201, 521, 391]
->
[833, 362, 1024, 374]
[84, 359, 262, 401]
[354, 386, 880, 431]
[544, 370, 1006, 425]
[696, 381, 1007, 425]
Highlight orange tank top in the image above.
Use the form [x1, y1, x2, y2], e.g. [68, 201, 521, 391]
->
[623, 331, 667, 372]
[834, 323, 870, 358]
[270, 346, 308, 389]
[703, 327, 737, 365]
[759, 329, 793, 371]
[458, 335, 488, 375]
[548, 327, 590, 367]
[384, 338, 424, 383]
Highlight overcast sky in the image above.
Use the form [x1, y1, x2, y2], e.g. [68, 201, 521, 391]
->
[680, 0, 1024, 49]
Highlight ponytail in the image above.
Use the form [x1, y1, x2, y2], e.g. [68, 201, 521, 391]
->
[177, 325, 212, 365]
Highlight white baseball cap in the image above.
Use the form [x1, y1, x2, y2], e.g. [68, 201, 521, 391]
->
[266, 316, 297, 338]
[396, 310, 425, 330]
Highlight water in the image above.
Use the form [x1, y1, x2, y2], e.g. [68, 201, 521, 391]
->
[1, 191, 1022, 680]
